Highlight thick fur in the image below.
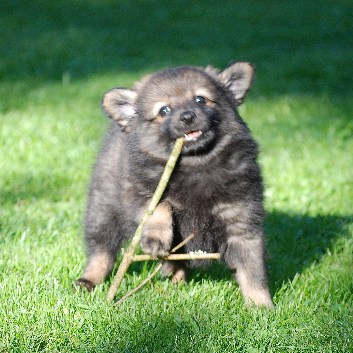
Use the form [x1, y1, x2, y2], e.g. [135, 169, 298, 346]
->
[75, 62, 274, 308]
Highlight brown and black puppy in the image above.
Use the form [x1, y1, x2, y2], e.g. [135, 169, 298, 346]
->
[75, 62, 274, 308]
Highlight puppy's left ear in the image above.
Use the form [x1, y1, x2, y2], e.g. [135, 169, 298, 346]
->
[219, 62, 254, 105]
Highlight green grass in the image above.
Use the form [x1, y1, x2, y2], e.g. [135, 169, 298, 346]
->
[1, 0, 352, 352]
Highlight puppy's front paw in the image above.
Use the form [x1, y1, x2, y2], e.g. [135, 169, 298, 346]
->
[141, 202, 173, 256]
[141, 226, 172, 257]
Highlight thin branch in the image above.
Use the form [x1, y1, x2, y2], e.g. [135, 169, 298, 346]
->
[106, 138, 185, 302]
[132, 253, 221, 262]
[114, 263, 163, 306]
[169, 233, 195, 253]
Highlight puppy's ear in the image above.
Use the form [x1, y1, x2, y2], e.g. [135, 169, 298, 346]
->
[102, 88, 137, 129]
[219, 62, 254, 105]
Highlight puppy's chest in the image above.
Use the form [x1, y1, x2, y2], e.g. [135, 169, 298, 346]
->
[166, 168, 229, 209]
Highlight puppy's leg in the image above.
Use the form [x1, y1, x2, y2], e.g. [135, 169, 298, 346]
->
[75, 203, 123, 291]
[215, 203, 273, 308]
[224, 235, 274, 308]
[141, 202, 173, 257]
[75, 249, 115, 292]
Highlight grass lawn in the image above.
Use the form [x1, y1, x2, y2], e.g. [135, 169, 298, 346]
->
[1, 1, 352, 352]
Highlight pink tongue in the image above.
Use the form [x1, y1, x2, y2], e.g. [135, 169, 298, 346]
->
[185, 131, 202, 140]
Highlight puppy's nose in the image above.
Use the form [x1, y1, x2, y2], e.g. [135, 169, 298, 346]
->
[180, 111, 196, 125]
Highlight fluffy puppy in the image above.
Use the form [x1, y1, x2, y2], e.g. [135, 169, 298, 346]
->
[75, 62, 274, 308]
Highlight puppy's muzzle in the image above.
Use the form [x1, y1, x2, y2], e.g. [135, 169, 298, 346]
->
[180, 111, 196, 125]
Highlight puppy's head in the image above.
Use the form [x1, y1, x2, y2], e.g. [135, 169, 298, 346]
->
[102, 62, 254, 155]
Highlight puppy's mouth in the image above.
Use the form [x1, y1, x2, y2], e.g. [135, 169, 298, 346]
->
[180, 129, 217, 155]
[184, 130, 203, 141]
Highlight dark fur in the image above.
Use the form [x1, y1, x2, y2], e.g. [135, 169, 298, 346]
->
[76, 62, 274, 307]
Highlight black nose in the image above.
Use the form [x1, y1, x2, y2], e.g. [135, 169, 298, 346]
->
[180, 111, 196, 124]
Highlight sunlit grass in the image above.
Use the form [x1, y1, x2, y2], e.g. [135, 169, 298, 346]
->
[1, 72, 352, 353]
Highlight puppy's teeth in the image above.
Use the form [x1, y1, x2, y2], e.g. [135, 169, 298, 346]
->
[185, 135, 196, 141]
[184, 131, 202, 141]
[184, 134, 194, 141]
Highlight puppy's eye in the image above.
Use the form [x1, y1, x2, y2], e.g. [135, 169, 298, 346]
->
[159, 106, 171, 117]
[194, 96, 207, 104]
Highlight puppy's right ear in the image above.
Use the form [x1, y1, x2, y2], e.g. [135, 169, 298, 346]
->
[102, 88, 137, 129]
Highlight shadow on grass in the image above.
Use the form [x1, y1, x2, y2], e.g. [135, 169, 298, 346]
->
[265, 211, 352, 289]
[1, 0, 352, 98]
[117, 315, 216, 353]
[125, 211, 352, 294]
[88, 314, 223, 353]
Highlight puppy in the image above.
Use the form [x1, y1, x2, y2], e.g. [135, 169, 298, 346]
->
[75, 62, 274, 308]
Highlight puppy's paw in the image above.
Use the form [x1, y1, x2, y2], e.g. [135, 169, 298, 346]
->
[141, 226, 172, 257]
[140, 202, 173, 256]
[73, 278, 95, 293]
[244, 295, 275, 309]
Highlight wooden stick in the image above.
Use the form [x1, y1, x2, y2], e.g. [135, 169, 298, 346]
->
[106, 137, 185, 302]
[132, 253, 221, 261]
[114, 234, 196, 305]
[168, 232, 195, 253]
